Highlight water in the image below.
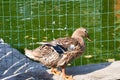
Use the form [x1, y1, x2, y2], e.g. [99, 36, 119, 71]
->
[0, 0, 119, 66]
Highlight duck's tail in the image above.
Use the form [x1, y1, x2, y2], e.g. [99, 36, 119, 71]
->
[24, 48, 35, 59]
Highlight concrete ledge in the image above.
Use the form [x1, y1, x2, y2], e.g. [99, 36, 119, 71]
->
[50, 61, 120, 80]
[0, 42, 120, 80]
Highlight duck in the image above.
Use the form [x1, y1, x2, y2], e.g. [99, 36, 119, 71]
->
[25, 27, 91, 80]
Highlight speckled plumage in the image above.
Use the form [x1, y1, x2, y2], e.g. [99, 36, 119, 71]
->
[25, 27, 91, 80]
[25, 37, 83, 68]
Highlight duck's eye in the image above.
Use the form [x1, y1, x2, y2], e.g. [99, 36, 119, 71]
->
[85, 30, 88, 33]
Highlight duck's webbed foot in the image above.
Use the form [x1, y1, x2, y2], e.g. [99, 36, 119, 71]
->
[62, 66, 74, 80]
[62, 74, 73, 80]
[51, 68, 61, 75]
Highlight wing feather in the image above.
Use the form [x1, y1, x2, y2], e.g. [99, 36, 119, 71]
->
[52, 37, 79, 51]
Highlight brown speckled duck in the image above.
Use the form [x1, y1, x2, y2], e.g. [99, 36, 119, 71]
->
[25, 27, 91, 80]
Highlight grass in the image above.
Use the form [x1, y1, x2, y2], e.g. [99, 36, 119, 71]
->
[0, 0, 119, 66]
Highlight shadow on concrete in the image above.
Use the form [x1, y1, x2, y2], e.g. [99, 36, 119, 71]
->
[66, 62, 112, 76]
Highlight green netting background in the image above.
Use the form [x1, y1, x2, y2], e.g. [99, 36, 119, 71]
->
[0, 0, 119, 66]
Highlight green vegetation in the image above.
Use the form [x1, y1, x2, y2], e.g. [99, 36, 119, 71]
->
[0, 0, 119, 66]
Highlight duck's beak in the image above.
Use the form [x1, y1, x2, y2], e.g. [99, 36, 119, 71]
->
[85, 33, 92, 42]
[86, 36, 92, 42]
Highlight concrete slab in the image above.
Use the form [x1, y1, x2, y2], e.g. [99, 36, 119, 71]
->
[0, 41, 120, 80]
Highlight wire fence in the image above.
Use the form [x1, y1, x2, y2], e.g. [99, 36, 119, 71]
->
[0, 0, 119, 66]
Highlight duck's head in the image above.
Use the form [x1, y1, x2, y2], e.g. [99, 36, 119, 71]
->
[72, 27, 91, 41]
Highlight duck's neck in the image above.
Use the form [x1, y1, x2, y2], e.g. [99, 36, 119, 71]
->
[72, 36, 85, 47]
[78, 37, 85, 47]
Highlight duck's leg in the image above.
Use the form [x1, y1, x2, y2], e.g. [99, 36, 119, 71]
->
[51, 67, 61, 75]
[61, 66, 73, 80]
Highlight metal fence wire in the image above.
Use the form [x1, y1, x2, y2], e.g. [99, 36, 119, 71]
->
[0, 0, 119, 66]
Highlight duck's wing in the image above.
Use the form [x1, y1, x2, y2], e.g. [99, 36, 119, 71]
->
[25, 45, 62, 68]
[36, 37, 79, 53]
[25, 38, 83, 68]
[51, 38, 84, 67]
[51, 37, 80, 52]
